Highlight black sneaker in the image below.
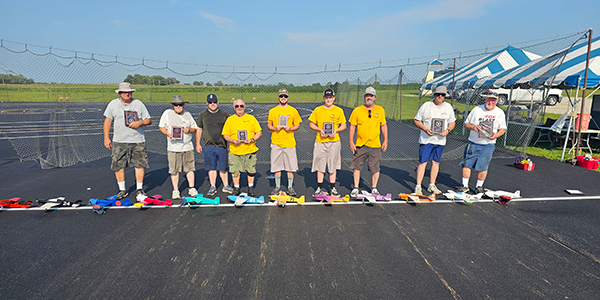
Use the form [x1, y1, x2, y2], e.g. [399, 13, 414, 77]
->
[232, 187, 240, 196]
[475, 186, 485, 194]
[456, 186, 470, 193]
[116, 190, 128, 200]
[248, 186, 257, 197]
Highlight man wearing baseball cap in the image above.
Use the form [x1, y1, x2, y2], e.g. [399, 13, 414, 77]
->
[457, 92, 506, 194]
[103, 82, 152, 200]
[196, 94, 233, 196]
[413, 86, 456, 195]
[267, 88, 302, 196]
[308, 88, 347, 197]
[159, 95, 198, 200]
[348, 86, 388, 197]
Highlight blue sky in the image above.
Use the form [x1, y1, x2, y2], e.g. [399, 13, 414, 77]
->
[1, 0, 598, 68]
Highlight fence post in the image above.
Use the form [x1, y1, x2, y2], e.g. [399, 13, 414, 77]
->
[2, 78, 8, 101]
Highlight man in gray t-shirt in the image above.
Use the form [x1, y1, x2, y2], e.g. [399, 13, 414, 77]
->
[103, 82, 152, 200]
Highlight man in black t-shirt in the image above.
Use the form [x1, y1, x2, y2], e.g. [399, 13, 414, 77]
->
[196, 94, 232, 196]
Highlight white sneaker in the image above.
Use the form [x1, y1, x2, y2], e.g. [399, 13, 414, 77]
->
[350, 188, 359, 198]
[414, 185, 422, 195]
[172, 190, 181, 200]
[188, 187, 198, 197]
[371, 188, 380, 195]
[427, 184, 442, 195]
[330, 187, 340, 197]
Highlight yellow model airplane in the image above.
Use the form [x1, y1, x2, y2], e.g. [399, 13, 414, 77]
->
[269, 191, 305, 207]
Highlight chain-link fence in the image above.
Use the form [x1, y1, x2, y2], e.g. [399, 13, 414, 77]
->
[0, 31, 590, 168]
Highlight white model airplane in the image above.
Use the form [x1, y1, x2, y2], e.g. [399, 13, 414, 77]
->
[484, 189, 521, 200]
[442, 190, 483, 203]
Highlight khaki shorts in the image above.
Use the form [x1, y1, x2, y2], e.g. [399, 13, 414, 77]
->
[311, 141, 341, 173]
[111, 142, 149, 171]
[350, 146, 382, 173]
[168, 150, 196, 174]
[229, 152, 257, 174]
[270, 144, 298, 173]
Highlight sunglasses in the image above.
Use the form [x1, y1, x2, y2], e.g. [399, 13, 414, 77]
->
[434, 94, 445, 97]
[235, 104, 245, 108]
[172, 103, 184, 107]
[207, 101, 218, 104]
[279, 95, 289, 98]
[368, 110, 372, 118]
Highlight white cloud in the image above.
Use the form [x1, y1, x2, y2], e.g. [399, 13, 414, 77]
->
[113, 20, 122, 26]
[199, 11, 238, 34]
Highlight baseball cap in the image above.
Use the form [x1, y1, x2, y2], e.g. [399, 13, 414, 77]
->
[207, 94, 218, 103]
[364, 87, 376, 96]
[278, 88, 289, 96]
[323, 88, 335, 97]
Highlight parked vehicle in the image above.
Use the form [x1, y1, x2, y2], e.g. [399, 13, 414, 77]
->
[480, 87, 563, 106]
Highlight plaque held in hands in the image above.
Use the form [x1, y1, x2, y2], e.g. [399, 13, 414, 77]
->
[278, 115, 289, 127]
[171, 126, 183, 140]
[479, 120, 494, 138]
[323, 122, 335, 137]
[237, 130, 248, 142]
[431, 118, 445, 134]
[124, 111, 138, 126]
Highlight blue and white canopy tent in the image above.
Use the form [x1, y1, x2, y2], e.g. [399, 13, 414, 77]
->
[420, 46, 541, 91]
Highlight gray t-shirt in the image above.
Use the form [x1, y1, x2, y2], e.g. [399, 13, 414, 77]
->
[103, 98, 151, 143]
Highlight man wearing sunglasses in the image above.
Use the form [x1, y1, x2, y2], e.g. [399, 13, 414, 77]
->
[309, 88, 347, 197]
[222, 99, 263, 196]
[159, 95, 198, 200]
[457, 93, 506, 194]
[413, 86, 456, 195]
[348, 86, 388, 197]
[196, 94, 233, 196]
[103, 82, 152, 201]
[267, 89, 302, 196]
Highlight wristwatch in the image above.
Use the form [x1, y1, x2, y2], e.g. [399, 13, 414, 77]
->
[251, 138, 255, 142]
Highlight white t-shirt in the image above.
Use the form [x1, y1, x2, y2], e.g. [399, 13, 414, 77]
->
[414, 101, 456, 145]
[103, 98, 151, 143]
[158, 109, 198, 152]
[465, 105, 507, 145]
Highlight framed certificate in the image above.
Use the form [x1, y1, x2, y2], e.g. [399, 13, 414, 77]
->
[431, 118, 445, 134]
[124, 111, 138, 126]
[479, 120, 494, 138]
[237, 130, 248, 142]
[323, 122, 335, 137]
[171, 126, 183, 140]
[279, 115, 289, 127]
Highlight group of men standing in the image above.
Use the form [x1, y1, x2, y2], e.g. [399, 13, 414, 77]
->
[102, 82, 506, 201]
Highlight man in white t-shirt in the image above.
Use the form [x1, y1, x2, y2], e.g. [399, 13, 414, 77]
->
[159, 95, 198, 200]
[458, 93, 507, 194]
[414, 86, 456, 195]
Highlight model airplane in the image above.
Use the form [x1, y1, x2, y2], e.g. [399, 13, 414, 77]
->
[356, 191, 392, 204]
[269, 191, 305, 207]
[0, 197, 33, 208]
[442, 190, 483, 203]
[398, 193, 436, 203]
[89, 195, 131, 207]
[484, 189, 521, 200]
[313, 193, 350, 203]
[37, 197, 83, 210]
[134, 194, 172, 207]
[182, 194, 220, 206]
[227, 193, 265, 206]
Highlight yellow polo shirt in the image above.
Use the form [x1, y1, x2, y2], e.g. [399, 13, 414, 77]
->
[349, 105, 386, 148]
[308, 105, 346, 143]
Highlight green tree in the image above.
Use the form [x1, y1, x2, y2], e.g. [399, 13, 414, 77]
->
[193, 81, 204, 86]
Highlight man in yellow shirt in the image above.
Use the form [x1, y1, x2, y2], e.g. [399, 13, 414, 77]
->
[267, 89, 302, 196]
[349, 87, 388, 197]
[309, 88, 347, 197]
[222, 99, 263, 196]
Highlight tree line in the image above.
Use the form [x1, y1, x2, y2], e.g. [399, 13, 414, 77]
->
[0, 74, 35, 84]
[124, 74, 180, 85]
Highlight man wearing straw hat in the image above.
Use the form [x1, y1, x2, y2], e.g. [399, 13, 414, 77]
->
[103, 82, 152, 200]
[413, 86, 456, 195]
[159, 95, 198, 200]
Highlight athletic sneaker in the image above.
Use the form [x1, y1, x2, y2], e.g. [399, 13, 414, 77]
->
[248, 186, 257, 197]
[350, 188, 359, 198]
[232, 187, 241, 196]
[172, 190, 181, 200]
[270, 187, 281, 195]
[313, 187, 327, 196]
[414, 185, 422, 195]
[475, 186, 485, 194]
[330, 187, 340, 197]
[427, 184, 442, 195]
[207, 186, 217, 197]
[135, 189, 146, 198]
[287, 187, 297, 197]
[188, 187, 198, 197]
[116, 190, 128, 200]
[371, 188, 380, 195]
[222, 185, 234, 194]
[456, 186, 470, 193]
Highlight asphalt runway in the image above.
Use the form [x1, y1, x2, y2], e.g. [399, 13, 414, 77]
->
[1, 102, 600, 299]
